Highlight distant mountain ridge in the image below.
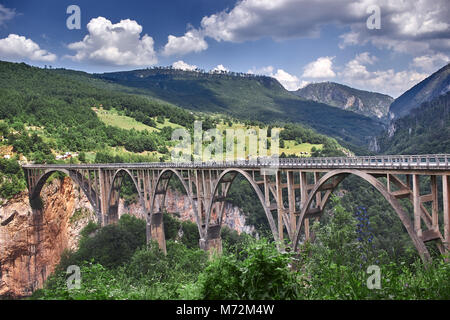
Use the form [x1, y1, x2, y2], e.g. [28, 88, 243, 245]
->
[389, 63, 450, 119]
[94, 68, 384, 148]
[292, 82, 393, 120]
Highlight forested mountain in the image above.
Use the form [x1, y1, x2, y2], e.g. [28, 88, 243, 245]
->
[0, 60, 349, 198]
[292, 82, 393, 121]
[0, 61, 195, 155]
[94, 68, 384, 147]
[378, 92, 450, 154]
[389, 63, 450, 119]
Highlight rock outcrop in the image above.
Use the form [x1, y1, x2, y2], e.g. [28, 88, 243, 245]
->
[0, 177, 95, 298]
[0, 178, 252, 297]
[118, 188, 254, 235]
[293, 81, 393, 120]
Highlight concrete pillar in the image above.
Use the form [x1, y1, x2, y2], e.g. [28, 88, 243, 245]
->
[151, 212, 166, 254]
[199, 224, 222, 257]
[108, 204, 119, 224]
[413, 174, 422, 238]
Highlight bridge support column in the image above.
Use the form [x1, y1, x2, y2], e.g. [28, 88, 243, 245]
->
[199, 225, 222, 257]
[150, 212, 167, 254]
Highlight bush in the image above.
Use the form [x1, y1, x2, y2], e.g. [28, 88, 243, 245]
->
[62, 214, 146, 269]
[199, 238, 299, 300]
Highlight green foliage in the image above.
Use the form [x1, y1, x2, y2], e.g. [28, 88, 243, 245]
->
[60, 214, 146, 270]
[163, 213, 200, 249]
[226, 176, 270, 235]
[0, 61, 193, 157]
[308, 195, 360, 267]
[199, 238, 299, 300]
[0, 156, 27, 199]
[31, 203, 450, 300]
[339, 176, 418, 262]
[95, 67, 383, 147]
[379, 92, 450, 154]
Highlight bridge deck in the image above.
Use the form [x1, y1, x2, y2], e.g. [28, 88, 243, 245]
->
[22, 154, 450, 171]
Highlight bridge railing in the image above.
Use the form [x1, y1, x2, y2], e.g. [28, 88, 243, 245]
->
[21, 154, 450, 170]
[278, 154, 449, 168]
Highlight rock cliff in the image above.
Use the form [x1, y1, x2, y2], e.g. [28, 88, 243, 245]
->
[0, 178, 251, 297]
[0, 177, 95, 298]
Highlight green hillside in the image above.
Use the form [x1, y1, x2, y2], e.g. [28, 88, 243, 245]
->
[379, 92, 450, 154]
[95, 68, 384, 147]
[0, 60, 348, 199]
[389, 63, 450, 119]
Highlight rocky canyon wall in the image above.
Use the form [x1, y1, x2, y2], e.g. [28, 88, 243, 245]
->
[0, 177, 95, 297]
[0, 178, 252, 297]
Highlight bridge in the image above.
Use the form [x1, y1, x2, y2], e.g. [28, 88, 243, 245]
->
[22, 154, 450, 262]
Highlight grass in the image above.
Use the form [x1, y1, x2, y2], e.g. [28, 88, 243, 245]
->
[103, 146, 163, 161]
[280, 141, 323, 156]
[93, 110, 322, 160]
[93, 107, 183, 132]
[94, 108, 157, 132]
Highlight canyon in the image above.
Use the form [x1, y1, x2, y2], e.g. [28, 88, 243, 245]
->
[0, 177, 252, 298]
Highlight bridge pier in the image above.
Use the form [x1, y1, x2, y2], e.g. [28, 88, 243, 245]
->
[150, 212, 167, 254]
[199, 225, 222, 257]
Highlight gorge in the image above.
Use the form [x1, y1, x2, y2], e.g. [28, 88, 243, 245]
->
[0, 177, 251, 297]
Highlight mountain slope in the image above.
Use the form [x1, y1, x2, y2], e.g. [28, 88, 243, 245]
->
[95, 68, 384, 147]
[378, 92, 450, 154]
[292, 82, 393, 120]
[389, 63, 450, 119]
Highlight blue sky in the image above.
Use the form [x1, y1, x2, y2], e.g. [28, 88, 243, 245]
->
[0, 0, 449, 97]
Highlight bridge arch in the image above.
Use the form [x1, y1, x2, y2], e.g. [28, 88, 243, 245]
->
[30, 169, 101, 222]
[204, 169, 279, 247]
[149, 169, 201, 239]
[106, 169, 145, 224]
[292, 169, 431, 262]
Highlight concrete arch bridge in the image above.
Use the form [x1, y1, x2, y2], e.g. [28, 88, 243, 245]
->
[22, 154, 450, 262]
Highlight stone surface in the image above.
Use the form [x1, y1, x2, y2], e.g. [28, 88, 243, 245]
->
[0, 177, 95, 298]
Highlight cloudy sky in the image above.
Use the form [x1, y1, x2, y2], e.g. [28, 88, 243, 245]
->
[0, 0, 449, 97]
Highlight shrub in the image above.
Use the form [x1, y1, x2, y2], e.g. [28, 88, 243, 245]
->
[199, 238, 299, 300]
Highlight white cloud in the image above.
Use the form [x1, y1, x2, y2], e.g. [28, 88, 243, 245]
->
[354, 52, 377, 65]
[299, 80, 310, 89]
[197, 0, 449, 57]
[0, 4, 15, 26]
[338, 53, 428, 97]
[67, 17, 157, 66]
[339, 0, 450, 55]
[411, 53, 449, 73]
[172, 60, 198, 71]
[200, 0, 355, 42]
[248, 66, 301, 91]
[247, 66, 274, 75]
[211, 64, 228, 73]
[302, 56, 336, 79]
[162, 29, 208, 56]
[0, 34, 56, 62]
[272, 69, 301, 91]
